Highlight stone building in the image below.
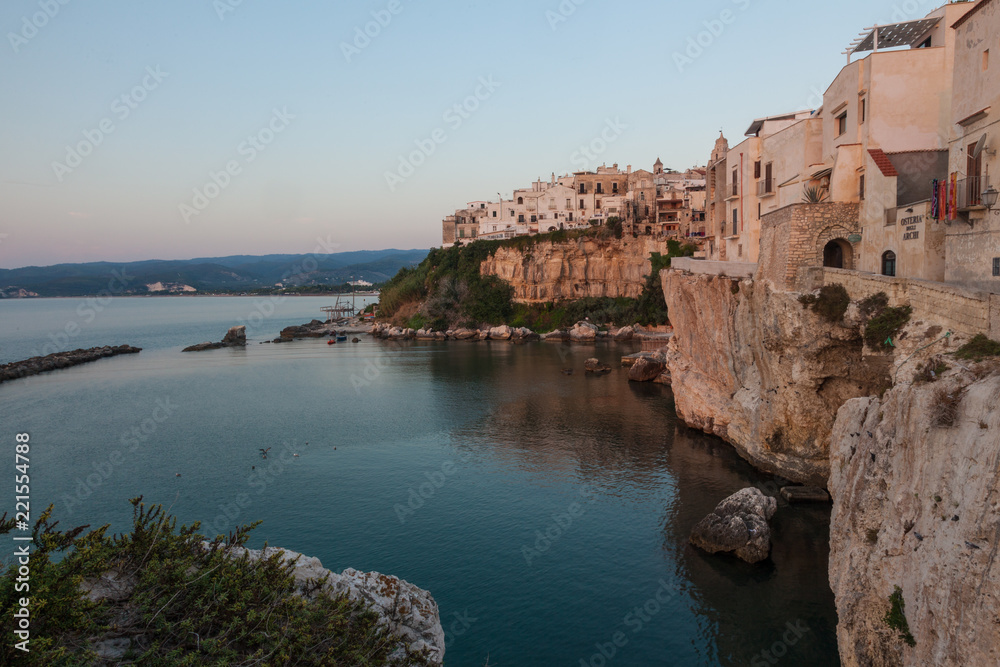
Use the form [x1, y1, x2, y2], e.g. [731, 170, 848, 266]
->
[946, 0, 1000, 291]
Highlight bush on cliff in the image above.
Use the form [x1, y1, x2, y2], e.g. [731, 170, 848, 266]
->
[864, 305, 913, 349]
[798, 284, 851, 323]
[0, 499, 421, 666]
[954, 334, 1000, 362]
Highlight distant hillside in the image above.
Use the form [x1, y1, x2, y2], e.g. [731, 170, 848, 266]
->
[0, 249, 429, 297]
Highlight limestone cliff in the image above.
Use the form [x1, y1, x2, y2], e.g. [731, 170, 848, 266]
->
[480, 237, 673, 303]
[662, 270, 891, 485]
[829, 370, 1000, 667]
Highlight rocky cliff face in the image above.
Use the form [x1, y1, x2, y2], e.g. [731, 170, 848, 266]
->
[828, 370, 1000, 667]
[480, 237, 672, 302]
[662, 270, 891, 485]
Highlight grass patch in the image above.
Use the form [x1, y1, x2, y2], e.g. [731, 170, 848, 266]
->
[798, 284, 851, 323]
[884, 585, 916, 648]
[864, 305, 912, 348]
[0, 499, 421, 666]
[954, 334, 1000, 362]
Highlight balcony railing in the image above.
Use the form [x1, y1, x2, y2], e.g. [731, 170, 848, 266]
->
[957, 175, 990, 209]
[756, 179, 775, 196]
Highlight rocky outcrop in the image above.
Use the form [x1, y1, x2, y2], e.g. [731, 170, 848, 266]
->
[183, 325, 247, 352]
[584, 358, 612, 374]
[87, 545, 445, 665]
[689, 488, 777, 563]
[628, 357, 667, 383]
[0, 345, 141, 383]
[480, 237, 674, 302]
[662, 270, 891, 485]
[828, 370, 1000, 667]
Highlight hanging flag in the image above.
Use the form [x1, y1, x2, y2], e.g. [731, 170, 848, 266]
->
[931, 179, 939, 220]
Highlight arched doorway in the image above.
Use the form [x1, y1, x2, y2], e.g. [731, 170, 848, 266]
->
[823, 239, 851, 269]
[882, 250, 897, 277]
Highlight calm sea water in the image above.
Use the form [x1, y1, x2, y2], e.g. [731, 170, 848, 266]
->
[0, 297, 839, 666]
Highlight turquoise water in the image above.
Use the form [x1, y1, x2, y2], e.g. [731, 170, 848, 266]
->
[0, 298, 839, 666]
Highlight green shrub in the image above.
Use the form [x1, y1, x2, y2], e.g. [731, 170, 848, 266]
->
[798, 284, 850, 322]
[858, 292, 889, 319]
[0, 499, 420, 666]
[954, 334, 1000, 362]
[884, 586, 916, 647]
[864, 305, 912, 348]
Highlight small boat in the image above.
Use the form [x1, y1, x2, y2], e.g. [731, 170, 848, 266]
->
[327, 339, 336, 346]
[336, 335, 348, 342]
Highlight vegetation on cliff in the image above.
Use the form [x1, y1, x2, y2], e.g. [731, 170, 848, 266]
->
[955, 334, 1000, 362]
[377, 232, 694, 330]
[0, 499, 421, 666]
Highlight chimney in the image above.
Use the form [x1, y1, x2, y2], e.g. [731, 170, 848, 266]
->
[627, 165, 632, 175]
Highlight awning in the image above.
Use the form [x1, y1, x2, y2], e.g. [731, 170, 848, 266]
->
[846, 18, 940, 56]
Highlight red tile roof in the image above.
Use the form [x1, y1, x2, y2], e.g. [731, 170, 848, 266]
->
[868, 149, 899, 177]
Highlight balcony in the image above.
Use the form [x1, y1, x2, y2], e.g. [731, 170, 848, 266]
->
[756, 179, 775, 197]
[958, 175, 990, 210]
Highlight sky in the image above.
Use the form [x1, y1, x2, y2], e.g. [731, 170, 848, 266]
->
[0, 0, 947, 268]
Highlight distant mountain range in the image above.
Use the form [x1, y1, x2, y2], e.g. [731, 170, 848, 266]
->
[0, 249, 429, 297]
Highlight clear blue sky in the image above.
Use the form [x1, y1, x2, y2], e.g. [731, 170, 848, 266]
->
[0, 0, 945, 268]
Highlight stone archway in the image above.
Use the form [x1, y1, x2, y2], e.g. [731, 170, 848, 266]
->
[816, 225, 857, 271]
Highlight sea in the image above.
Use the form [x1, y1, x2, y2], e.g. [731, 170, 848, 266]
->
[0, 296, 840, 666]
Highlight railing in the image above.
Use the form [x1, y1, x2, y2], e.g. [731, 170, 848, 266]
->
[756, 179, 775, 196]
[957, 175, 990, 209]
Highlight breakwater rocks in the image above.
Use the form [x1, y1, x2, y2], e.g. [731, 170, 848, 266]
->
[183, 325, 247, 352]
[371, 321, 647, 343]
[275, 320, 370, 342]
[0, 345, 141, 384]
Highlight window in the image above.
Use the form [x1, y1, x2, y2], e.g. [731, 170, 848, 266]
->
[860, 174, 865, 201]
[612, 182, 619, 194]
[568, 213, 573, 222]
[566, 199, 571, 209]
[836, 112, 848, 137]
[765, 162, 773, 192]
[530, 215, 537, 223]
[579, 199, 585, 209]
[518, 214, 525, 223]
[994, 258, 1000, 277]
[510, 210, 514, 217]
[754, 161, 762, 179]
[596, 183, 604, 194]
[732, 168, 739, 196]
[860, 98, 866, 123]
[517, 197, 523, 205]
[459, 228, 465, 239]
[882, 251, 896, 277]
[738, 244, 743, 258]
[732, 208, 738, 236]
[596, 200, 602, 209]
[640, 192, 645, 201]
[492, 211, 497, 217]
[917, 36, 932, 48]
[579, 184, 587, 194]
